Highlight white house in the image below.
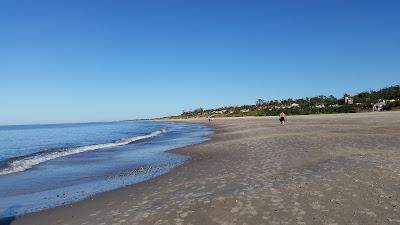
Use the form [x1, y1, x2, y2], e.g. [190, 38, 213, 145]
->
[372, 102, 386, 111]
[290, 103, 300, 108]
[212, 111, 224, 114]
[344, 97, 354, 105]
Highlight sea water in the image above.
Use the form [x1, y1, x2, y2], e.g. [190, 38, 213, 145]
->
[0, 121, 212, 220]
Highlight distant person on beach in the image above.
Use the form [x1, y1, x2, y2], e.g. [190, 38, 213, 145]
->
[279, 112, 286, 126]
[208, 115, 212, 123]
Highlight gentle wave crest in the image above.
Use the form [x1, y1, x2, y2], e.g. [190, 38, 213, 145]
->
[0, 129, 166, 176]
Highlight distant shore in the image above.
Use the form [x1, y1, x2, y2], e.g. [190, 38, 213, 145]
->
[12, 111, 400, 225]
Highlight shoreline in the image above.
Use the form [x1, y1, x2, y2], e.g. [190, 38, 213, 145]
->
[2, 121, 215, 225]
[0, 121, 213, 224]
[10, 111, 400, 225]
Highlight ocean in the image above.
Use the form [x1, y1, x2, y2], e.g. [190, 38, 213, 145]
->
[0, 121, 212, 220]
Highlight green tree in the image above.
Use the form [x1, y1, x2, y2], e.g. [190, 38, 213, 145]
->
[256, 99, 266, 106]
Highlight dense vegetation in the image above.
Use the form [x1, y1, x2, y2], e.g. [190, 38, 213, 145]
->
[169, 85, 400, 119]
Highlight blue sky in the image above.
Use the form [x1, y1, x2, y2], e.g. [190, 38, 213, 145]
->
[1, 0, 399, 125]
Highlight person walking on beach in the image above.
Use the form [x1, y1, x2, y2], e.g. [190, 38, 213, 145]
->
[279, 112, 286, 126]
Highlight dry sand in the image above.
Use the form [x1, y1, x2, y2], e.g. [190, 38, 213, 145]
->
[10, 112, 400, 225]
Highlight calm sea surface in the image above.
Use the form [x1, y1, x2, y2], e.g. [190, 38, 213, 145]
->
[0, 121, 212, 220]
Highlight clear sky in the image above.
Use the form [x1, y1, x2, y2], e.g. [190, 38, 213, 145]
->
[1, 0, 399, 125]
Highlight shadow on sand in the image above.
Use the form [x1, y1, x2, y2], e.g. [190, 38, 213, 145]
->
[0, 205, 21, 225]
[0, 217, 15, 225]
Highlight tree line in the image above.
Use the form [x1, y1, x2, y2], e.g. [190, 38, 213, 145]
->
[171, 85, 400, 118]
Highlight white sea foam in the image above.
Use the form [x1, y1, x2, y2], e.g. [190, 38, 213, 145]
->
[0, 130, 165, 176]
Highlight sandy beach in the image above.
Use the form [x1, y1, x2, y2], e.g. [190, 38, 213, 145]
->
[9, 112, 400, 225]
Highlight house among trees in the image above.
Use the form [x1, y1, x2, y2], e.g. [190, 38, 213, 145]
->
[373, 102, 386, 111]
[340, 96, 354, 105]
[290, 103, 300, 108]
[212, 110, 225, 114]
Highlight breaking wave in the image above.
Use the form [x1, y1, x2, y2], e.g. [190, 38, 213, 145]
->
[0, 129, 166, 176]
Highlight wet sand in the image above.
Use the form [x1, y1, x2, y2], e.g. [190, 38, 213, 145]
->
[11, 112, 400, 225]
